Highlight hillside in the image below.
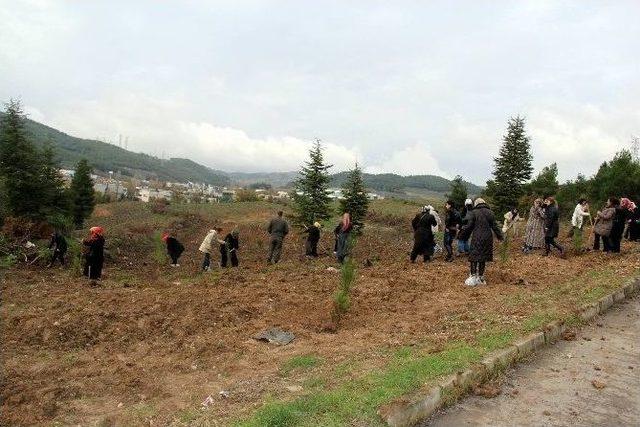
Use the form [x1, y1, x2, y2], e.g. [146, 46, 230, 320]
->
[0, 113, 483, 194]
[330, 171, 483, 195]
[0, 112, 230, 186]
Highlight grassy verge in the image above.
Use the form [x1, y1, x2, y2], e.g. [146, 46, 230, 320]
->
[234, 266, 638, 427]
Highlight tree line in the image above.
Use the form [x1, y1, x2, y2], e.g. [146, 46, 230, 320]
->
[0, 100, 96, 231]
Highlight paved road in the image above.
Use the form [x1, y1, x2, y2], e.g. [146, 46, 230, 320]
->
[426, 296, 640, 427]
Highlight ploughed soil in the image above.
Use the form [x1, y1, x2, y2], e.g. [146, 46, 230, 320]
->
[1, 201, 639, 426]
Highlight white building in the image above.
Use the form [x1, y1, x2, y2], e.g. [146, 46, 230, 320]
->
[138, 188, 173, 203]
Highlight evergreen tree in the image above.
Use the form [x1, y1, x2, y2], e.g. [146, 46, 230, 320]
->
[293, 139, 333, 225]
[491, 116, 533, 214]
[339, 163, 369, 231]
[0, 99, 45, 218]
[40, 141, 70, 218]
[528, 163, 559, 198]
[589, 150, 640, 205]
[70, 159, 96, 228]
[447, 175, 468, 208]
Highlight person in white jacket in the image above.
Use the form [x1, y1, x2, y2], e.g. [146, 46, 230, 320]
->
[199, 227, 225, 271]
[570, 199, 591, 236]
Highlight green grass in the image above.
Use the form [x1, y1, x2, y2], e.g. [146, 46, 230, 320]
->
[521, 312, 556, 332]
[281, 355, 322, 376]
[236, 340, 503, 427]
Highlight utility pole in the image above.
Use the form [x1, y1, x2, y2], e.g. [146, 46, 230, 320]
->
[632, 135, 639, 162]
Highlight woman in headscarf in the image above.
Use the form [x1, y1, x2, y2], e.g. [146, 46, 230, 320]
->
[623, 198, 640, 241]
[543, 196, 564, 257]
[334, 212, 353, 264]
[457, 199, 473, 255]
[410, 206, 437, 263]
[222, 227, 240, 267]
[162, 232, 184, 267]
[458, 198, 503, 286]
[609, 197, 626, 253]
[83, 226, 105, 281]
[523, 199, 545, 253]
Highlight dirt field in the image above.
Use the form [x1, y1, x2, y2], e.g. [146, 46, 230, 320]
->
[1, 200, 639, 426]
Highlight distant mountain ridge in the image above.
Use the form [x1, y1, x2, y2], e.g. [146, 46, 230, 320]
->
[0, 113, 482, 194]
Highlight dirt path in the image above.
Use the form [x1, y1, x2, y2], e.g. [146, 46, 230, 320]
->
[427, 296, 640, 427]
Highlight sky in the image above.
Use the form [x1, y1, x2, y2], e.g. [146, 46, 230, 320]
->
[1, 0, 639, 184]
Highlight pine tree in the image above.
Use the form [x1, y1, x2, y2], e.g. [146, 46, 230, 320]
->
[491, 116, 533, 214]
[339, 163, 369, 231]
[70, 159, 96, 228]
[40, 141, 71, 219]
[528, 163, 559, 198]
[0, 99, 46, 218]
[447, 175, 468, 208]
[292, 139, 333, 225]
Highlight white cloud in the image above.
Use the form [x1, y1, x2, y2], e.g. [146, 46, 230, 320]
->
[365, 144, 447, 177]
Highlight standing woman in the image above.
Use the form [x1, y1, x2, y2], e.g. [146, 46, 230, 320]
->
[523, 199, 545, 253]
[625, 199, 640, 241]
[457, 199, 473, 255]
[334, 212, 353, 264]
[83, 226, 105, 282]
[458, 198, 503, 286]
[304, 222, 321, 257]
[593, 199, 616, 252]
[609, 198, 625, 253]
[410, 206, 437, 263]
[543, 197, 564, 257]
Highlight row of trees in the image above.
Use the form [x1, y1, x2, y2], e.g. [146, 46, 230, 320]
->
[484, 115, 640, 216]
[0, 100, 96, 230]
[292, 139, 369, 230]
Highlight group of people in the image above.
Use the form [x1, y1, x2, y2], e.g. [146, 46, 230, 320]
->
[45, 194, 639, 286]
[410, 195, 640, 287]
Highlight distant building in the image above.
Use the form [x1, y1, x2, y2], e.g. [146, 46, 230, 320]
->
[139, 188, 173, 202]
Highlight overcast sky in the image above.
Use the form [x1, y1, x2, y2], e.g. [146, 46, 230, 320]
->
[1, 1, 638, 184]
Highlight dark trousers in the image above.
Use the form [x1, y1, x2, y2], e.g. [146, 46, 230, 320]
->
[470, 261, 486, 276]
[593, 233, 611, 252]
[83, 257, 103, 280]
[168, 251, 180, 265]
[609, 235, 622, 253]
[305, 239, 319, 257]
[221, 247, 239, 267]
[50, 249, 66, 266]
[443, 230, 454, 259]
[202, 252, 211, 270]
[545, 236, 563, 254]
[410, 243, 432, 263]
[268, 236, 283, 264]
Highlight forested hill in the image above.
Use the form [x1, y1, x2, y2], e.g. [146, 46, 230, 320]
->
[1, 113, 482, 193]
[0, 113, 230, 185]
[329, 172, 483, 195]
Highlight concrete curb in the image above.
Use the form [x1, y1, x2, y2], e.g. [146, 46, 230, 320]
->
[378, 276, 640, 427]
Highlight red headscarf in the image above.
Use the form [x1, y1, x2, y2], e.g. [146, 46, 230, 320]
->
[161, 232, 169, 242]
[89, 226, 104, 237]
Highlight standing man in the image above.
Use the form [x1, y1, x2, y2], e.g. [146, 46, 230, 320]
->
[47, 230, 68, 267]
[267, 211, 289, 264]
[443, 200, 460, 262]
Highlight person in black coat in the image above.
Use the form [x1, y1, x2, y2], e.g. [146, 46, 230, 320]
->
[543, 196, 564, 257]
[627, 202, 640, 241]
[457, 199, 473, 255]
[458, 199, 503, 286]
[162, 232, 184, 267]
[222, 228, 240, 267]
[443, 200, 461, 262]
[83, 226, 105, 281]
[609, 197, 625, 253]
[410, 206, 437, 263]
[47, 230, 68, 267]
[303, 222, 321, 257]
